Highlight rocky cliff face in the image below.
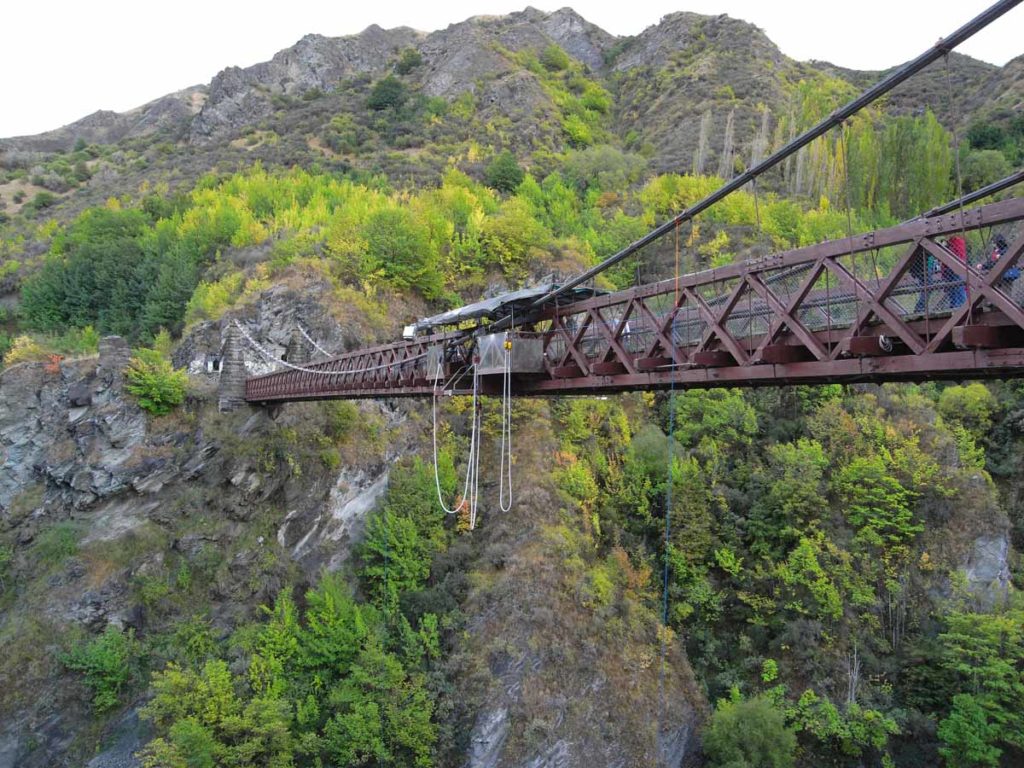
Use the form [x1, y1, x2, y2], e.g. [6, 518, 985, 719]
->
[0, 278, 710, 767]
[0, 283, 409, 765]
[189, 26, 421, 142]
[0, 87, 207, 153]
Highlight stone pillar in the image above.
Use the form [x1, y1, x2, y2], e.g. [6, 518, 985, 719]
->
[97, 336, 131, 392]
[284, 329, 310, 365]
[218, 324, 248, 412]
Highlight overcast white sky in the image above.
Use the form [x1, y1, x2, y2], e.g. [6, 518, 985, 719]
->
[1, 0, 1021, 138]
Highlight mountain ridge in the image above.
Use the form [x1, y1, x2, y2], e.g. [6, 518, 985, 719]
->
[0, 6, 1020, 220]
[3, 6, 1015, 150]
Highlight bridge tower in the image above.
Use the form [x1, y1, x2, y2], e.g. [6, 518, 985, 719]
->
[218, 322, 248, 412]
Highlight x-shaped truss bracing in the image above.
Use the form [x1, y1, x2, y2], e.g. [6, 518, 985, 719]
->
[246, 197, 1024, 402]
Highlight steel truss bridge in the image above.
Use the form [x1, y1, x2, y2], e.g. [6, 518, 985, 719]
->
[245, 198, 1024, 403]
[241, 0, 1024, 405]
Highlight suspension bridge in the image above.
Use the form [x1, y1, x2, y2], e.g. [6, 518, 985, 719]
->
[221, 0, 1024, 535]
[235, 0, 1024, 406]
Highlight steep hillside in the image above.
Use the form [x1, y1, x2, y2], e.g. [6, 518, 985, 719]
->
[1, 5, 1019, 221]
[0, 6, 1023, 768]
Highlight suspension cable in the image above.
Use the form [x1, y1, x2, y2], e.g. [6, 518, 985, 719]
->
[496, 0, 1021, 328]
[235, 320, 427, 376]
[297, 324, 334, 358]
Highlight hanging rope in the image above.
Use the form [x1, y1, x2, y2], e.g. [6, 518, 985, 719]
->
[656, 220, 685, 765]
[657, 363, 678, 767]
[498, 332, 514, 513]
[297, 324, 334, 358]
[432, 358, 479, 518]
[467, 367, 483, 530]
[234, 320, 428, 376]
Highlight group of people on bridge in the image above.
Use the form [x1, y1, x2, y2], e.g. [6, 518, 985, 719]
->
[911, 234, 1015, 313]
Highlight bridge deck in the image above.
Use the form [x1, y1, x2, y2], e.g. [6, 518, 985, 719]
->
[245, 198, 1024, 402]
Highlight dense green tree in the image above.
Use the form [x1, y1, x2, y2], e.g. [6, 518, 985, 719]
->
[361, 207, 444, 298]
[939, 604, 1024, 754]
[484, 151, 525, 193]
[961, 149, 1012, 192]
[367, 76, 408, 111]
[938, 382, 998, 439]
[833, 455, 920, 550]
[702, 692, 797, 768]
[359, 456, 450, 608]
[62, 626, 141, 714]
[749, 439, 828, 557]
[671, 389, 758, 454]
[125, 348, 188, 416]
[938, 694, 1002, 768]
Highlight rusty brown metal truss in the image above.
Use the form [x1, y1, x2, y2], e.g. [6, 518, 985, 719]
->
[245, 197, 1024, 403]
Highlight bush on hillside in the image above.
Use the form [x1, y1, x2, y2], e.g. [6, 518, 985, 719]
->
[702, 692, 797, 768]
[395, 47, 423, 75]
[125, 348, 188, 416]
[61, 626, 141, 713]
[484, 150, 525, 193]
[540, 44, 571, 71]
[3, 335, 49, 365]
[367, 76, 408, 111]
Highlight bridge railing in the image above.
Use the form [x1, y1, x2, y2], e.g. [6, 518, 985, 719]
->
[537, 198, 1024, 377]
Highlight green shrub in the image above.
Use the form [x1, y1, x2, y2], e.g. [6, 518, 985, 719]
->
[539, 44, 571, 71]
[395, 47, 423, 75]
[62, 626, 141, 713]
[484, 150, 525, 193]
[702, 691, 797, 768]
[325, 401, 359, 441]
[367, 76, 408, 111]
[125, 348, 188, 415]
[33, 522, 80, 566]
[3, 335, 50, 365]
[28, 191, 57, 211]
[0, 543, 12, 592]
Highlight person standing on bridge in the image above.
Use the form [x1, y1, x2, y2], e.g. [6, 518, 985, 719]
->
[911, 246, 938, 314]
[943, 236, 968, 308]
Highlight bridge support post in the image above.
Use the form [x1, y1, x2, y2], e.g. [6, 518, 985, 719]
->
[218, 323, 248, 412]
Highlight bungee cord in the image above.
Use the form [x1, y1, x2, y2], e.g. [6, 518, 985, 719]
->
[431, 358, 480, 519]
[498, 333, 514, 513]
[237, 320, 512, 530]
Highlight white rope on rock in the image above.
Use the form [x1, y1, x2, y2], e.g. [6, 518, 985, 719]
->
[297, 323, 334, 358]
[233, 320, 427, 377]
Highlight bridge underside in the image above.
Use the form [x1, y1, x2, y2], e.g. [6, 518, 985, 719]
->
[245, 198, 1024, 403]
